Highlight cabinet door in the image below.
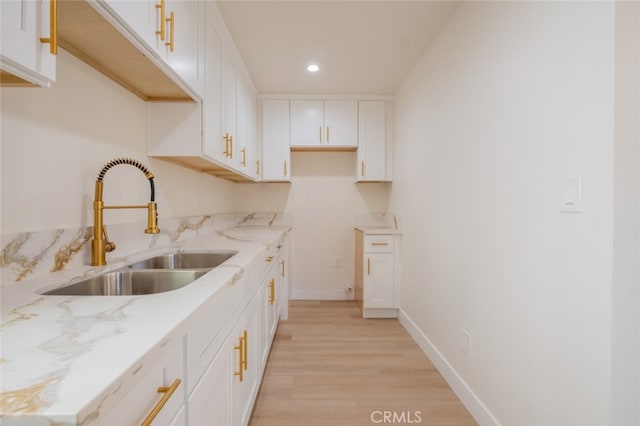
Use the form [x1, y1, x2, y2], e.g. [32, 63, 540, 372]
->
[324, 100, 358, 148]
[188, 333, 233, 426]
[0, 0, 55, 86]
[357, 101, 387, 181]
[104, 0, 156, 48]
[221, 51, 238, 166]
[202, 16, 223, 161]
[237, 78, 250, 172]
[233, 292, 260, 426]
[261, 99, 291, 181]
[364, 253, 394, 309]
[164, 0, 201, 96]
[290, 99, 323, 147]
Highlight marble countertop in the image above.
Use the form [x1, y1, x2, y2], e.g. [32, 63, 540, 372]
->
[354, 226, 402, 235]
[0, 226, 289, 424]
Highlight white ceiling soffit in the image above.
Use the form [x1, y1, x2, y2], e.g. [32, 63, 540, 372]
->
[216, 1, 460, 95]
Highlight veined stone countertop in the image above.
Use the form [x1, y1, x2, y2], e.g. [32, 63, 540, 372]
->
[354, 226, 402, 235]
[0, 225, 289, 425]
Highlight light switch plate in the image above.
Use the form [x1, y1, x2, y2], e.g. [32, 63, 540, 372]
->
[560, 175, 583, 213]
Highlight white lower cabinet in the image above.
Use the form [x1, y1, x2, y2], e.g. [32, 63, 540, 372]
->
[355, 230, 401, 318]
[186, 236, 289, 426]
[98, 336, 185, 425]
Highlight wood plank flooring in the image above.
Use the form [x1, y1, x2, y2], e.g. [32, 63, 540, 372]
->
[249, 301, 476, 426]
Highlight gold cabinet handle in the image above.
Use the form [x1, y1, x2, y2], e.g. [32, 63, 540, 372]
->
[361, 160, 365, 177]
[280, 260, 285, 277]
[223, 134, 230, 157]
[371, 242, 389, 246]
[39, 0, 57, 55]
[367, 258, 371, 275]
[242, 330, 248, 371]
[141, 378, 181, 426]
[256, 160, 260, 176]
[165, 11, 175, 52]
[155, 0, 165, 40]
[234, 333, 245, 382]
[326, 126, 330, 143]
[266, 256, 274, 263]
[319, 126, 322, 143]
[268, 278, 275, 305]
[241, 147, 246, 166]
[283, 160, 287, 177]
[229, 135, 233, 159]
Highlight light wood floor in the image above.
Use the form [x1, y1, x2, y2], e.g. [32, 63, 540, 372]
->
[249, 301, 476, 426]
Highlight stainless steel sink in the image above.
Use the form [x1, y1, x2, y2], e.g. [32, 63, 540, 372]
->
[41, 270, 207, 296]
[127, 251, 238, 270]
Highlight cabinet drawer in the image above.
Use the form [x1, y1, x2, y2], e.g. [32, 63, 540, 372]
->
[99, 336, 184, 425]
[364, 235, 394, 253]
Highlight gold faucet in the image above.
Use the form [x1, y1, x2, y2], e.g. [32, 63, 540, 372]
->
[91, 158, 160, 266]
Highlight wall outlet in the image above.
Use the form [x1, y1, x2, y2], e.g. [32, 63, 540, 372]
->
[333, 256, 342, 268]
[461, 329, 471, 357]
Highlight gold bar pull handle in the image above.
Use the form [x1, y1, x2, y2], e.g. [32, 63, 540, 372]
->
[141, 378, 181, 426]
[241, 147, 246, 166]
[361, 160, 365, 177]
[283, 160, 287, 177]
[326, 126, 330, 143]
[256, 160, 260, 176]
[223, 134, 230, 157]
[367, 258, 371, 275]
[280, 260, 285, 277]
[39, 0, 57, 55]
[234, 334, 244, 382]
[242, 330, 248, 370]
[229, 135, 233, 159]
[319, 126, 322, 143]
[371, 242, 389, 246]
[155, 0, 165, 40]
[165, 11, 175, 52]
[268, 278, 275, 305]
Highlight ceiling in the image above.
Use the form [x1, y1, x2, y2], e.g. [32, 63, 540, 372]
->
[216, 1, 460, 95]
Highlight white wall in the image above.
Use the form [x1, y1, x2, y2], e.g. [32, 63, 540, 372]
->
[0, 50, 236, 234]
[612, 1, 640, 425]
[234, 152, 390, 299]
[390, 2, 615, 425]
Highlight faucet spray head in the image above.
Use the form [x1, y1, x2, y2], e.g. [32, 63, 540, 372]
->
[146, 202, 160, 234]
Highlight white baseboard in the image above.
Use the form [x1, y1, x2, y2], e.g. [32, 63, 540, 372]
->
[398, 309, 501, 426]
[291, 289, 353, 300]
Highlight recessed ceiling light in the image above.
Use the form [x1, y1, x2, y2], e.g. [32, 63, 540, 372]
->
[307, 64, 319, 72]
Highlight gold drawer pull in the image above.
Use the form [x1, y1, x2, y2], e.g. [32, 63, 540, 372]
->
[39, 0, 57, 55]
[242, 330, 248, 370]
[165, 11, 175, 52]
[234, 333, 245, 382]
[371, 242, 389, 246]
[268, 278, 275, 305]
[155, 0, 165, 40]
[280, 260, 285, 277]
[367, 258, 371, 275]
[241, 147, 247, 167]
[141, 378, 181, 426]
[266, 256, 274, 263]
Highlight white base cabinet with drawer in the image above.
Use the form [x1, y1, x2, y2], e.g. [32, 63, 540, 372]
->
[98, 336, 185, 426]
[355, 230, 401, 318]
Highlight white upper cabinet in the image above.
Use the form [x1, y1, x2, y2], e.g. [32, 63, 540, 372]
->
[290, 99, 358, 150]
[0, 0, 56, 86]
[221, 50, 238, 166]
[100, 0, 203, 99]
[357, 100, 390, 182]
[202, 15, 222, 162]
[261, 99, 291, 182]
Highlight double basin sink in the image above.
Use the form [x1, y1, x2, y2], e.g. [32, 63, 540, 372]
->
[42, 251, 238, 296]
